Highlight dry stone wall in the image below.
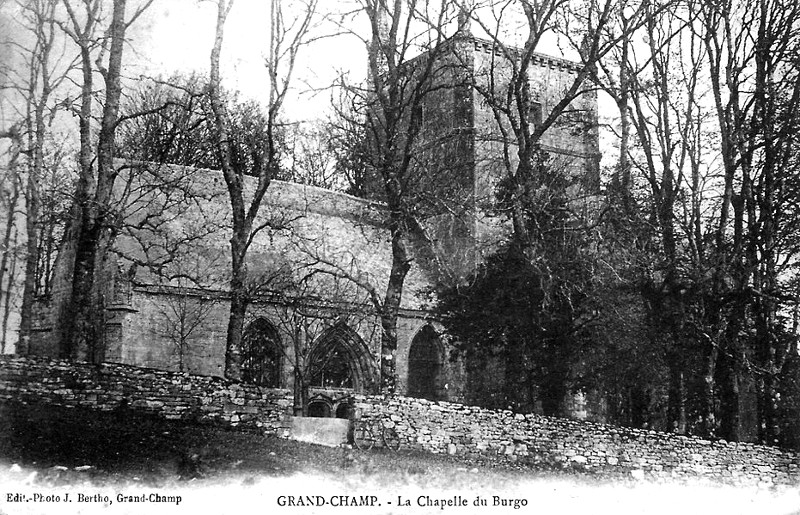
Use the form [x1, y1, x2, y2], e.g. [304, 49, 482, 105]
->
[354, 395, 800, 487]
[0, 356, 293, 432]
[1, 357, 797, 487]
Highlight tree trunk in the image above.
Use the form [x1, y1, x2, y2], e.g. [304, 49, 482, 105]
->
[64, 223, 112, 362]
[778, 348, 800, 450]
[379, 222, 411, 393]
[0, 159, 20, 354]
[700, 343, 718, 437]
[667, 354, 686, 433]
[755, 307, 778, 444]
[18, 173, 39, 357]
[717, 343, 740, 441]
[502, 334, 528, 412]
[293, 329, 308, 416]
[225, 257, 247, 381]
[59, 0, 128, 362]
[629, 384, 650, 428]
[293, 368, 308, 416]
[19, 48, 50, 355]
[1, 227, 19, 355]
[615, 12, 633, 216]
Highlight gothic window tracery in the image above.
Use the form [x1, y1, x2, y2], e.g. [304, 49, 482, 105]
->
[241, 318, 282, 388]
[307, 322, 378, 393]
[309, 345, 354, 389]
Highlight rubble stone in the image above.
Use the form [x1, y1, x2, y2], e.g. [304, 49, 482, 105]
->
[1, 356, 797, 486]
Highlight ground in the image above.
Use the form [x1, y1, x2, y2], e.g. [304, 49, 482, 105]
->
[0, 402, 797, 515]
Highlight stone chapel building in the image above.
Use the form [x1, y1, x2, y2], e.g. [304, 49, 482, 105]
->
[29, 33, 599, 418]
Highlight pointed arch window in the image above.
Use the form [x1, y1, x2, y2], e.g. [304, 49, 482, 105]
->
[307, 322, 377, 392]
[241, 318, 282, 387]
[529, 101, 543, 128]
[310, 344, 354, 389]
[407, 325, 443, 401]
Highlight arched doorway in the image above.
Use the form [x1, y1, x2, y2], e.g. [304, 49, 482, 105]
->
[407, 324, 443, 401]
[241, 318, 282, 387]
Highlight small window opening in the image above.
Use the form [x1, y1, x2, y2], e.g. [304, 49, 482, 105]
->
[529, 101, 543, 128]
[410, 103, 424, 133]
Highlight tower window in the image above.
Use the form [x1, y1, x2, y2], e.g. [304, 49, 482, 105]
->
[410, 103, 424, 133]
[529, 101, 543, 128]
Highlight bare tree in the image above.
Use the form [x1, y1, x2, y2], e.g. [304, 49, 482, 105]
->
[0, 126, 21, 353]
[327, 97, 373, 197]
[206, 0, 321, 380]
[116, 73, 217, 168]
[593, 0, 713, 434]
[693, 0, 800, 444]
[282, 121, 346, 191]
[13, 0, 76, 355]
[331, 0, 467, 392]
[467, 0, 654, 248]
[587, 0, 800, 443]
[53, 0, 155, 361]
[151, 286, 218, 374]
[0, 0, 76, 355]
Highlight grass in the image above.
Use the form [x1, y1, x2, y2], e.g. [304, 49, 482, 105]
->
[0, 401, 547, 487]
[0, 402, 797, 515]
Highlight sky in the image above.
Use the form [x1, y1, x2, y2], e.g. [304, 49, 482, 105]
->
[0, 0, 608, 127]
[129, 0, 617, 170]
[128, 0, 591, 125]
[129, 0, 368, 124]
[0, 0, 368, 129]
[0, 0, 616, 166]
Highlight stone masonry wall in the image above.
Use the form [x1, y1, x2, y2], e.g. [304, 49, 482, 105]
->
[2, 356, 797, 487]
[0, 356, 293, 432]
[30, 163, 453, 398]
[354, 395, 800, 487]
